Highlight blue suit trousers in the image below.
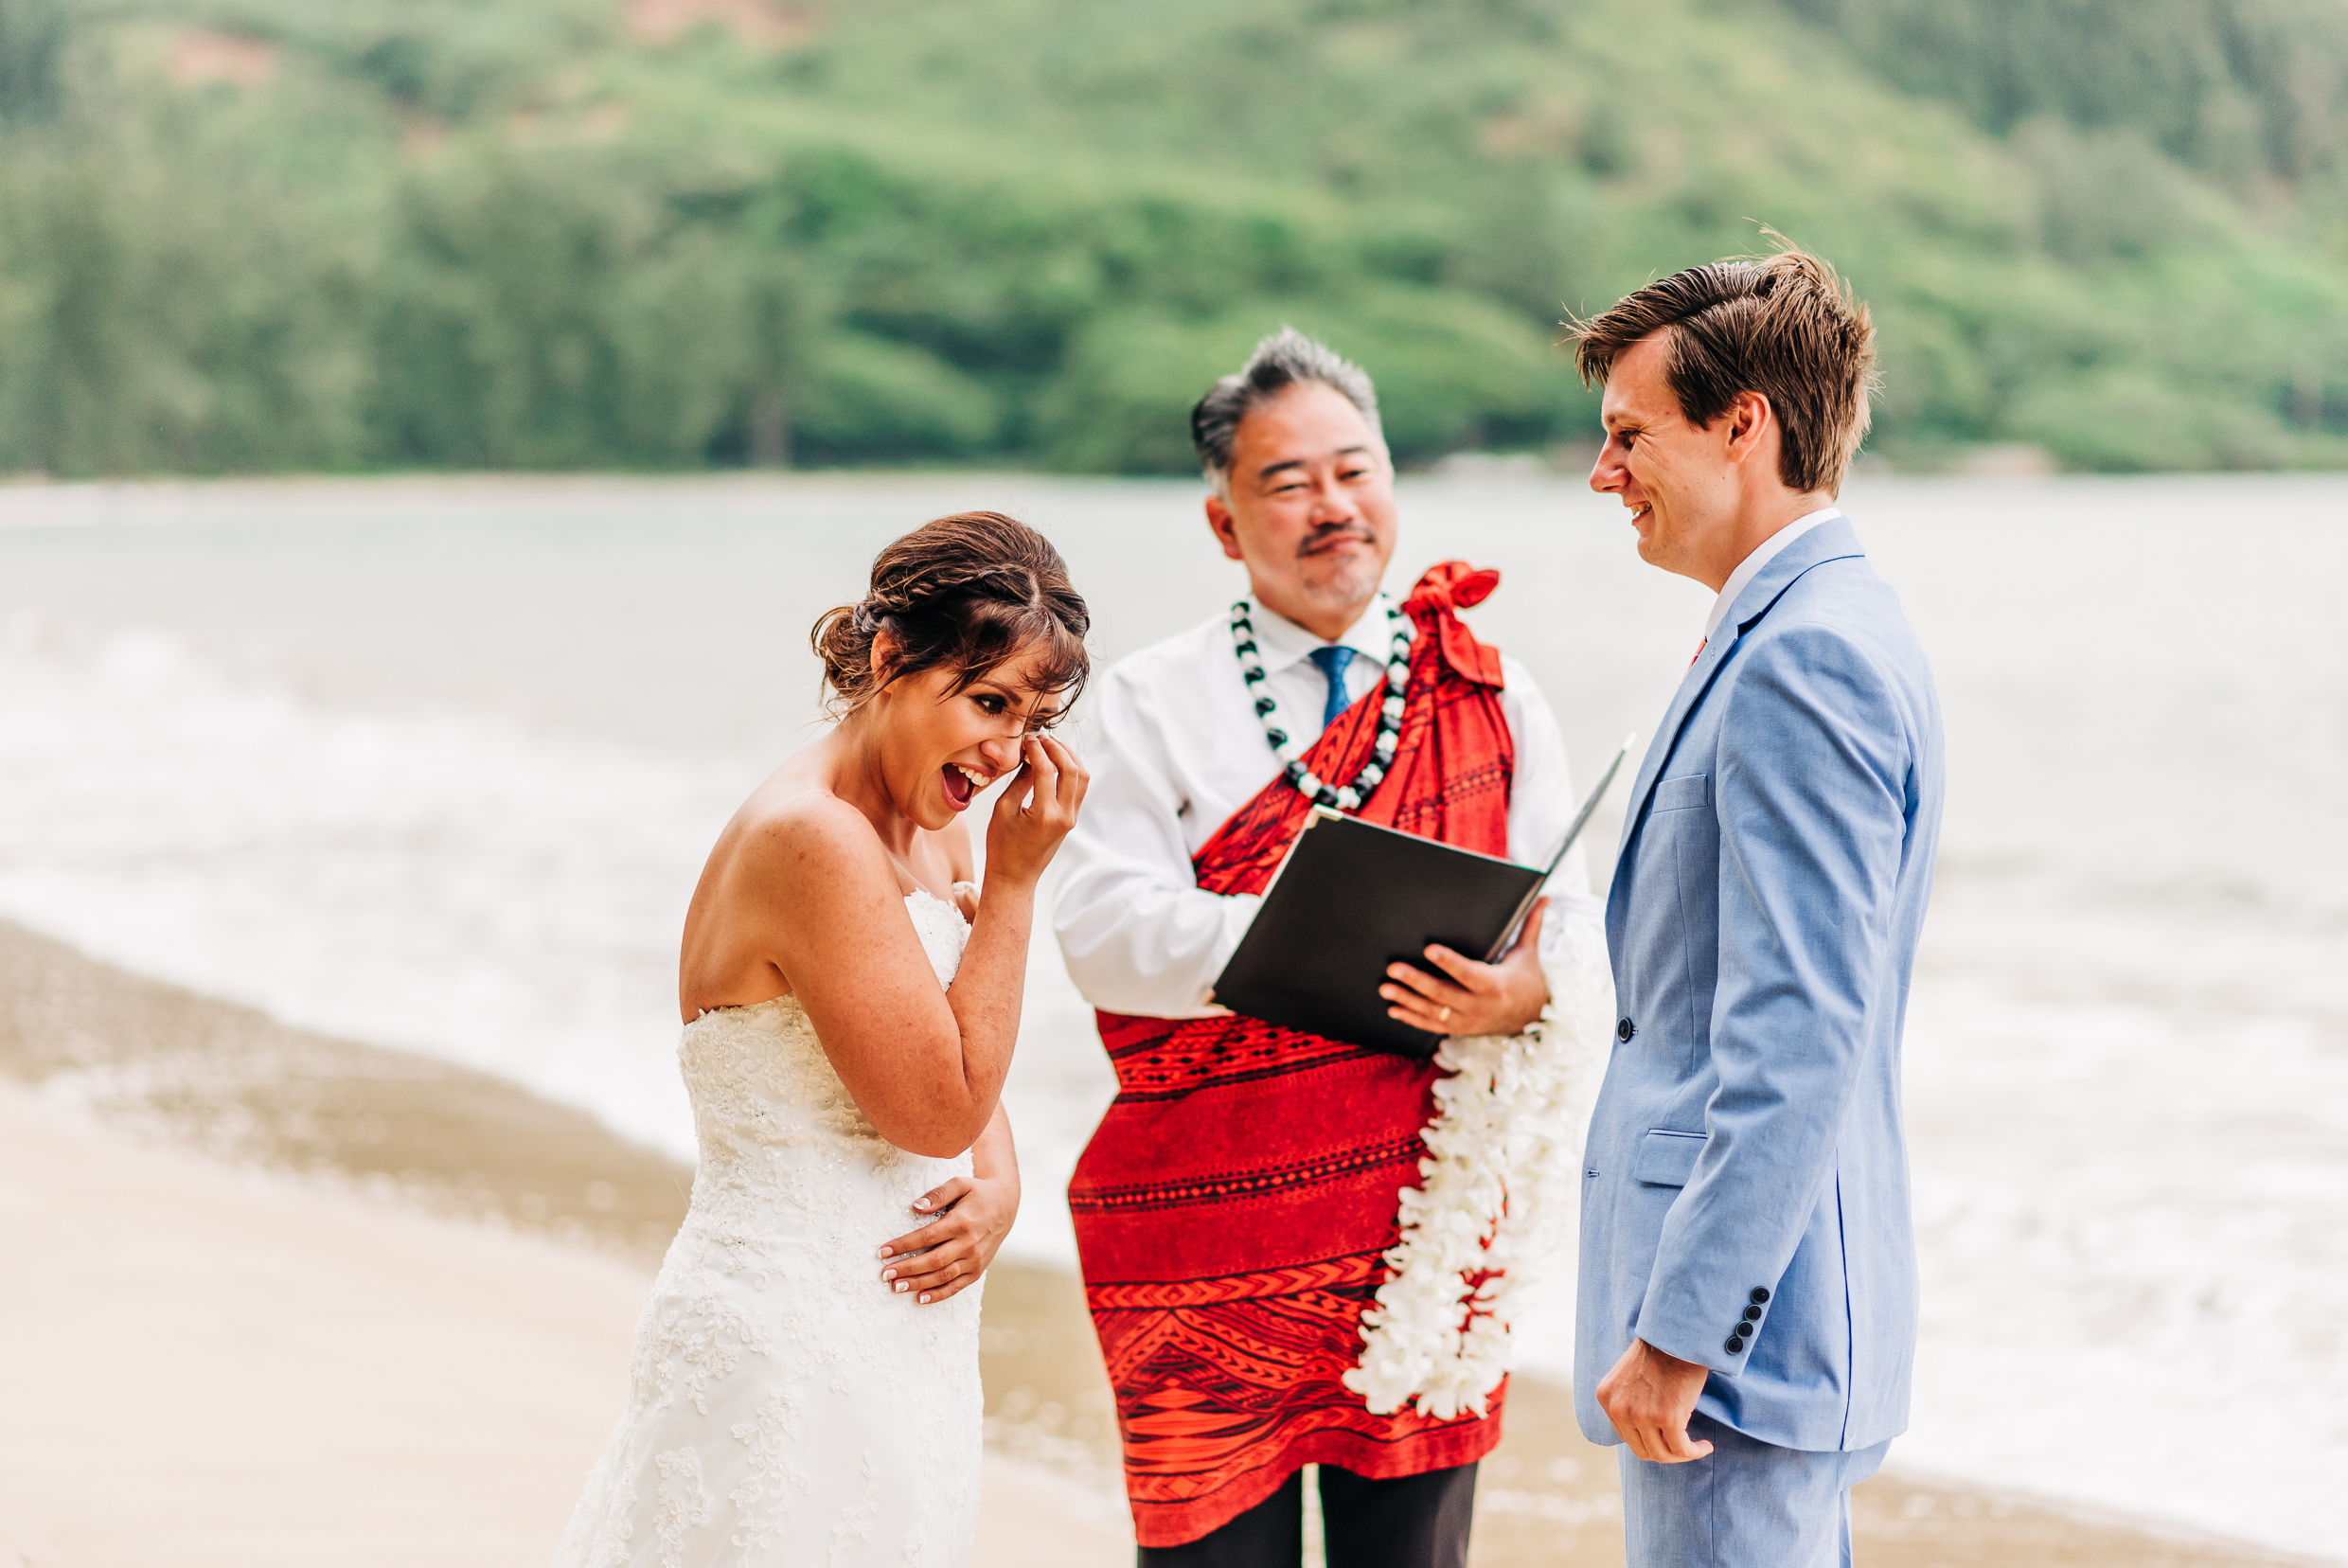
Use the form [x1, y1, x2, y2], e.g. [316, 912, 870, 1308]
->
[1618, 1416, 1888, 1568]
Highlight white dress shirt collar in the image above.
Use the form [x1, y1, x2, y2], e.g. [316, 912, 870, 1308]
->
[1243, 591, 1412, 675]
[1701, 507, 1841, 644]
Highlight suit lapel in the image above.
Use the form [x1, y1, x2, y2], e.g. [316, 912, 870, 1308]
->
[1615, 624, 1736, 858]
[1609, 519, 1870, 887]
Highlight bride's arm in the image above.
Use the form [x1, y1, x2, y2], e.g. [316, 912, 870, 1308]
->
[875, 1104, 1020, 1305]
[759, 734, 1086, 1158]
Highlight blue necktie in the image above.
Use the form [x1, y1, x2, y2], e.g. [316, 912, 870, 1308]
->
[1308, 645, 1359, 733]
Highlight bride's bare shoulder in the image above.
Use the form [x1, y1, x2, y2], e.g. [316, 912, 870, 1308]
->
[680, 776, 899, 1018]
[719, 779, 886, 886]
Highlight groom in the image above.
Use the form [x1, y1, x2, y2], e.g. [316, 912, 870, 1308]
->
[1054, 328, 1605, 1565]
[1568, 247, 1944, 1564]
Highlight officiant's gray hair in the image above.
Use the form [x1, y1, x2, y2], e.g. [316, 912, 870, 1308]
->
[1191, 327, 1382, 499]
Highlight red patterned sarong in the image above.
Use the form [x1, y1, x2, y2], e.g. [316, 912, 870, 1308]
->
[1068, 562, 1517, 1547]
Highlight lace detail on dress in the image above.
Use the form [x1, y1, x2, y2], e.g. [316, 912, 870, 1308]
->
[554, 890, 985, 1568]
[653, 1450, 714, 1566]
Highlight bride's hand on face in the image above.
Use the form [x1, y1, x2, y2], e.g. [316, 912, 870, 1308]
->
[874, 1169, 1018, 1306]
[983, 733, 1088, 889]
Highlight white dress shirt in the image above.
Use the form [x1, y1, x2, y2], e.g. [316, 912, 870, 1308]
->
[1701, 507, 1842, 644]
[1053, 593, 1604, 1019]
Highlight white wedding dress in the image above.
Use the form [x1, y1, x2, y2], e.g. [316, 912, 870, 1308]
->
[555, 889, 986, 1568]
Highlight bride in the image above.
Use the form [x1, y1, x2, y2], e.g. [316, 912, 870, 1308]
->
[555, 511, 1091, 1568]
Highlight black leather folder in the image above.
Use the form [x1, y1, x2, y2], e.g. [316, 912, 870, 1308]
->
[1211, 811, 1542, 1059]
[1208, 737, 1632, 1060]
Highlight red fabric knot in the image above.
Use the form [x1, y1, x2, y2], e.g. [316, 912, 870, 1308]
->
[1401, 561, 1505, 689]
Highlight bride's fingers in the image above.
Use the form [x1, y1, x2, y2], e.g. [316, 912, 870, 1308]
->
[910, 1177, 971, 1218]
[876, 1181, 972, 1262]
[891, 1249, 971, 1290]
[915, 1266, 977, 1305]
[875, 1228, 936, 1262]
[906, 1248, 988, 1305]
[1041, 736, 1086, 813]
[890, 1215, 988, 1269]
[876, 1232, 944, 1264]
[992, 754, 1036, 820]
[880, 1235, 952, 1284]
[880, 1214, 976, 1279]
[892, 1246, 982, 1303]
[1023, 736, 1059, 816]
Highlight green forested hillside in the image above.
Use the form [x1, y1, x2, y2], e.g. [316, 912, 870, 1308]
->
[1784, 0, 2348, 189]
[1, 0, 2344, 476]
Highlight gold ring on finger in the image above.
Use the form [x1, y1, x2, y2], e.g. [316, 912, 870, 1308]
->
[1439, 1006, 1451, 1023]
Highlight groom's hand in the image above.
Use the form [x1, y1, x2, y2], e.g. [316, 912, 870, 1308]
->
[1597, 1337, 1716, 1464]
[1380, 898, 1550, 1037]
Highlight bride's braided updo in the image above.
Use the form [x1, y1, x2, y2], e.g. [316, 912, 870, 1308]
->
[812, 511, 1091, 720]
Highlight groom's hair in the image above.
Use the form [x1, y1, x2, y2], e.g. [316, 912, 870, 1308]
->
[812, 511, 1091, 721]
[1568, 241, 1877, 495]
[1191, 327, 1382, 499]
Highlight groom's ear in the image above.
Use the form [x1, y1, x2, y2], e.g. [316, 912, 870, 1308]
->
[1721, 389, 1776, 468]
[1203, 497, 1247, 562]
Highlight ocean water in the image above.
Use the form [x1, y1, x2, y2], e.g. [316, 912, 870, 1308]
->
[3, 471, 2342, 1557]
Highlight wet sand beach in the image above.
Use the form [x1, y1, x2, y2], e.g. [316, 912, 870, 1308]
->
[0, 918, 2317, 1567]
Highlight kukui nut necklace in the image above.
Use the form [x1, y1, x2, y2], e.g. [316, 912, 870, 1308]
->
[1230, 599, 1411, 811]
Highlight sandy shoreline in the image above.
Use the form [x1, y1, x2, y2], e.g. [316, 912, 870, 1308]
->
[0, 918, 2319, 1567]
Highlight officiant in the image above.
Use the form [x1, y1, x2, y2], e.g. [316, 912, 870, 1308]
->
[1053, 328, 1612, 1567]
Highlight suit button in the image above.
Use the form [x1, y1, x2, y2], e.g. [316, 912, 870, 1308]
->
[1617, 1017, 1635, 1042]
[1750, 1287, 1770, 1304]
[1724, 1336, 1744, 1354]
[1742, 1305, 1763, 1322]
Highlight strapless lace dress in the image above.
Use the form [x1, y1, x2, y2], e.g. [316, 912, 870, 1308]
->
[555, 889, 985, 1568]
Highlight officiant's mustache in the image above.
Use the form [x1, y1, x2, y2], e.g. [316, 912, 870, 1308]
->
[1298, 522, 1379, 557]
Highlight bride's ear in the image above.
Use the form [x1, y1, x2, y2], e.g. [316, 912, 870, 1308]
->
[867, 630, 901, 694]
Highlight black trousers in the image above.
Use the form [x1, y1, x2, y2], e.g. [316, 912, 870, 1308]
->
[1136, 1462, 1478, 1568]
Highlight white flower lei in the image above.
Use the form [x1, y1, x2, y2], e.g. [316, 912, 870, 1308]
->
[1343, 917, 1615, 1420]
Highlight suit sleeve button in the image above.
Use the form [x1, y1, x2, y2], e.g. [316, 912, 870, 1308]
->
[1617, 1017, 1635, 1042]
[1749, 1287, 1770, 1304]
[1724, 1336, 1744, 1354]
[1742, 1305, 1763, 1322]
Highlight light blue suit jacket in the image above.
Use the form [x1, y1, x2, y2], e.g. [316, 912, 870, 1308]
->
[1574, 516, 1944, 1453]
